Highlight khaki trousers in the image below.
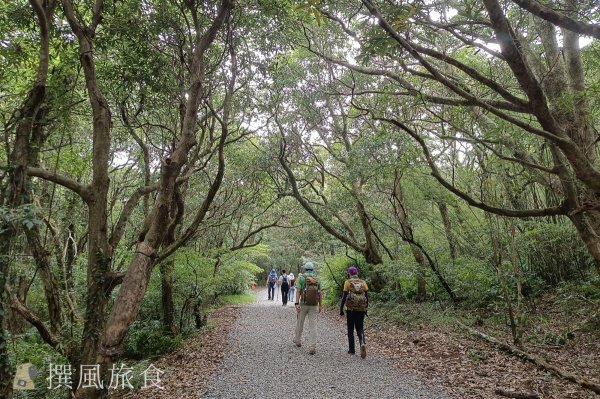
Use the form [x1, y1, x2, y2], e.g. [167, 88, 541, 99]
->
[294, 304, 318, 350]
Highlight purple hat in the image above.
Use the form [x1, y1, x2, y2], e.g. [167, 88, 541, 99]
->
[348, 266, 358, 276]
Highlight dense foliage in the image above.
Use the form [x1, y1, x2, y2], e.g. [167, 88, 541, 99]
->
[1, 0, 599, 397]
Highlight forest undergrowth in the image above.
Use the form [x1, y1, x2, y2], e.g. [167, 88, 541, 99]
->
[359, 289, 600, 399]
[110, 305, 242, 399]
[116, 286, 600, 399]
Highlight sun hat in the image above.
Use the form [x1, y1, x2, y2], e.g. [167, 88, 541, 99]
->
[304, 262, 314, 271]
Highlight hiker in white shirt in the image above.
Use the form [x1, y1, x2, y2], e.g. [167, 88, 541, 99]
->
[288, 272, 296, 303]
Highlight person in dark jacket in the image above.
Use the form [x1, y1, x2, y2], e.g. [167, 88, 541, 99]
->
[279, 270, 290, 305]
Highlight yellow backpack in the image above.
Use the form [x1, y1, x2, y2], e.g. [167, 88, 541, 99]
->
[346, 279, 367, 311]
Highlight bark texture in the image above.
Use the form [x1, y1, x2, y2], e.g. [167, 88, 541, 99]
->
[96, 0, 233, 379]
[0, 1, 55, 394]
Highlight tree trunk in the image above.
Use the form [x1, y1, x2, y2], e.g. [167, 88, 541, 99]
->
[483, 0, 600, 273]
[354, 182, 382, 265]
[64, 223, 77, 309]
[486, 209, 520, 344]
[7, 275, 29, 333]
[100, 243, 155, 360]
[159, 184, 185, 336]
[411, 244, 427, 302]
[569, 212, 600, 275]
[24, 227, 63, 333]
[94, 0, 233, 380]
[437, 202, 457, 261]
[392, 173, 426, 300]
[0, 234, 14, 398]
[60, 4, 114, 389]
[213, 254, 223, 277]
[160, 260, 177, 336]
[507, 221, 525, 345]
[537, 2, 600, 275]
[0, 0, 52, 387]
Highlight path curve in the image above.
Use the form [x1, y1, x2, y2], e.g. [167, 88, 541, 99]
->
[201, 289, 448, 398]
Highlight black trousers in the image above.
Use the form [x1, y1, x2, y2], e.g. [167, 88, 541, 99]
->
[346, 310, 366, 352]
[281, 285, 289, 305]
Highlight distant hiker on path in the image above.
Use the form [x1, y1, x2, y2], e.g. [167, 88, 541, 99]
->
[266, 268, 277, 300]
[276, 271, 282, 300]
[280, 270, 290, 306]
[293, 262, 322, 355]
[202, 271, 447, 399]
[339, 265, 369, 358]
[288, 272, 296, 303]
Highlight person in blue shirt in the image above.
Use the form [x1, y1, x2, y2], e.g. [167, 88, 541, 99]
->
[266, 268, 277, 300]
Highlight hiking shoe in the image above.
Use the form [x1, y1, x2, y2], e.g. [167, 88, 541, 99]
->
[360, 344, 367, 359]
[347, 350, 355, 355]
[293, 339, 301, 347]
[308, 348, 316, 355]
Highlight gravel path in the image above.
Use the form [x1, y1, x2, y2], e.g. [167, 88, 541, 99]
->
[202, 289, 448, 398]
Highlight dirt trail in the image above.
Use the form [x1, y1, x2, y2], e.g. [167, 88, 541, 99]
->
[200, 289, 448, 398]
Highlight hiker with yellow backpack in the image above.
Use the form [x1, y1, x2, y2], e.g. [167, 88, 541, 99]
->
[293, 262, 322, 355]
[339, 265, 369, 358]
